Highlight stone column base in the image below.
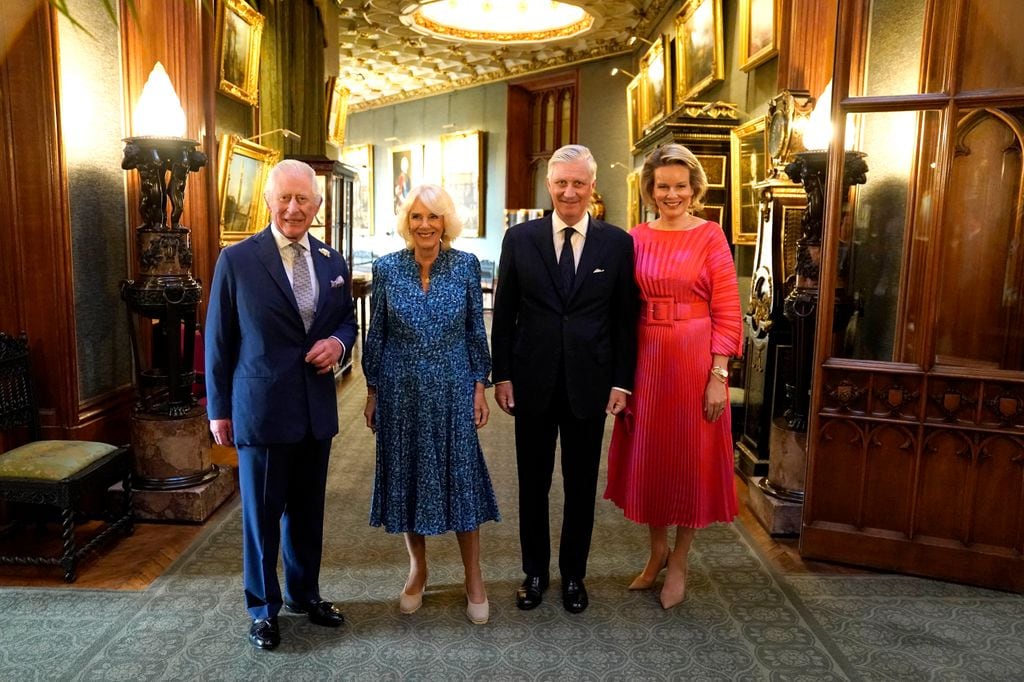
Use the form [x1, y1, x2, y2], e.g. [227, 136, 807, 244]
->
[111, 464, 235, 522]
[747, 476, 803, 536]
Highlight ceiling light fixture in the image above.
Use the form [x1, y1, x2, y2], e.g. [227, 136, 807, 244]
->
[401, 0, 595, 45]
[610, 67, 636, 78]
[627, 36, 654, 47]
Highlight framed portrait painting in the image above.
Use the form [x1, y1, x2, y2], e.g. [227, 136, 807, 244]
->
[730, 116, 769, 246]
[217, 134, 280, 245]
[441, 130, 485, 239]
[216, 0, 264, 106]
[626, 73, 643, 149]
[674, 0, 724, 104]
[391, 144, 422, 215]
[640, 36, 670, 132]
[740, 0, 779, 71]
[342, 143, 375, 236]
[327, 78, 349, 148]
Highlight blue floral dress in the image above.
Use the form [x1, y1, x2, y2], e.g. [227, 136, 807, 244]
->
[362, 248, 500, 534]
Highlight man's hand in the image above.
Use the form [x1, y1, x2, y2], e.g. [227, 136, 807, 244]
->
[495, 382, 515, 415]
[210, 418, 234, 447]
[606, 388, 628, 416]
[473, 383, 490, 429]
[305, 338, 343, 374]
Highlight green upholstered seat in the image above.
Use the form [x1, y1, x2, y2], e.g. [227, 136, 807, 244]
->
[0, 441, 120, 480]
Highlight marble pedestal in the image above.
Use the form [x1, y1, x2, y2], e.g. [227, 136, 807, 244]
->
[126, 409, 234, 522]
[748, 418, 806, 536]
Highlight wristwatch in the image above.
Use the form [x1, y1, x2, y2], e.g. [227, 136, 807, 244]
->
[710, 366, 729, 382]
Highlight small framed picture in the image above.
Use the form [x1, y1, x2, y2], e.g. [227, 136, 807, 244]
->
[640, 36, 670, 132]
[441, 130, 485, 239]
[674, 0, 725, 103]
[697, 154, 728, 188]
[342, 143, 375, 236]
[626, 74, 643, 149]
[217, 134, 280, 244]
[730, 116, 769, 246]
[740, 0, 780, 71]
[216, 0, 265, 106]
[702, 204, 724, 225]
[390, 144, 423, 215]
[327, 78, 349, 148]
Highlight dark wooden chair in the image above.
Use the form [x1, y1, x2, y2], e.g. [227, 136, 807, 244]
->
[0, 332, 133, 582]
[479, 259, 496, 311]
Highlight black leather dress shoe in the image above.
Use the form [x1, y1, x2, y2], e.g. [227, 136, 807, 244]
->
[562, 578, 589, 614]
[515, 575, 549, 610]
[249, 617, 280, 650]
[285, 599, 345, 627]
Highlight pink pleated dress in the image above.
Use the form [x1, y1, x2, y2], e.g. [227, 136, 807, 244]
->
[605, 221, 744, 528]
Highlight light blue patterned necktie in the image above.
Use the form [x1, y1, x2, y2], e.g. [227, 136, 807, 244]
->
[289, 242, 314, 332]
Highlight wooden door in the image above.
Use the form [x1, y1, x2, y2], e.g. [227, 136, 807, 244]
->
[800, 0, 1024, 592]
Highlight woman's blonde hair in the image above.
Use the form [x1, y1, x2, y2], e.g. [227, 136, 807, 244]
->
[640, 143, 708, 213]
[395, 183, 463, 250]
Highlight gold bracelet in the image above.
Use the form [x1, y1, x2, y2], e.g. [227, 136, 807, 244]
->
[710, 366, 728, 383]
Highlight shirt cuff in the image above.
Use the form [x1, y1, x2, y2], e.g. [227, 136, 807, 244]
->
[612, 386, 632, 395]
[329, 336, 346, 358]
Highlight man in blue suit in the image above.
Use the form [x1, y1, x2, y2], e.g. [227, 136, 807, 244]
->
[491, 145, 638, 614]
[205, 159, 357, 650]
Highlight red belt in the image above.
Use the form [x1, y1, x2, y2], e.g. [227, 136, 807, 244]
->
[641, 298, 709, 325]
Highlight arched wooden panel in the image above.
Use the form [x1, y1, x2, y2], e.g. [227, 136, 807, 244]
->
[915, 429, 972, 543]
[969, 434, 1024, 552]
[809, 417, 866, 527]
[861, 423, 916, 535]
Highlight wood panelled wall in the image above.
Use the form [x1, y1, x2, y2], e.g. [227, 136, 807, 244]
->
[777, 0, 838, 95]
[0, 2, 216, 447]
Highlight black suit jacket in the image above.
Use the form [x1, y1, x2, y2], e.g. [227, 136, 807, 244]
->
[491, 215, 637, 419]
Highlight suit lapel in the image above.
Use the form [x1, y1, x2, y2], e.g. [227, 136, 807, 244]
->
[254, 226, 306, 328]
[528, 217, 565, 299]
[309, 235, 333, 326]
[568, 217, 609, 302]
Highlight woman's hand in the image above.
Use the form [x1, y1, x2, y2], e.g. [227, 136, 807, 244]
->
[704, 375, 728, 423]
[364, 392, 377, 433]
[473, 383, 490, 429]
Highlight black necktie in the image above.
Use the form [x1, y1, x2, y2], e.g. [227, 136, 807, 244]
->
[559, 227, 576, 293]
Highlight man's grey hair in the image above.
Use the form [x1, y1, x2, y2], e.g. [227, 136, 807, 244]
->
[263, 159, 322, 203]
[547, 144, 597, 181]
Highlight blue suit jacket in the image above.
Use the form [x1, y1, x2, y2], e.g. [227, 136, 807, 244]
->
[491, 215, 638, 418]
[205, 226, 358, 445]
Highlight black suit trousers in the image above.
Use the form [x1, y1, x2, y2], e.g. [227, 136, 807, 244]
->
[514, 376, 607, 581]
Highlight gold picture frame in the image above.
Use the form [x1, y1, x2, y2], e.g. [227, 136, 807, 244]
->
[342, 143, 375, 236]
[740, 0, 779, 71]
[327, 78, 349, 148]
[626, 73, 643, 150]
[441, 130, 485, 239]
[730, 116, 769, 246]
[217, 134, 280, 245]
[640, 36, 670, 132]
[626, 170, 642, 230]
[702, 204, 724, 225]
[390, 144, 423, 215]
[697, 154, 728, 188]
[216, 0, 264, 106]
[674, 0, 725, 104]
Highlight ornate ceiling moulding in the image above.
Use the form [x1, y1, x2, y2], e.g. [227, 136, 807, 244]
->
[401, 1, 595, 44]
[338, 0, 677, 111]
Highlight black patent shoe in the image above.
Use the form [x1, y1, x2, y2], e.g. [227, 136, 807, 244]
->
[285, 599, 345, 627]
[515, 574, 549, 610]
[249, 617, 280, 650]
[562, 578, 589, 614]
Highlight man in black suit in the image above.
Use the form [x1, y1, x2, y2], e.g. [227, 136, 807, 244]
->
[492, 144, 637, 614]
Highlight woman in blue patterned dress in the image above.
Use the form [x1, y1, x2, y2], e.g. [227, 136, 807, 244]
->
[362, 184, 499, 625]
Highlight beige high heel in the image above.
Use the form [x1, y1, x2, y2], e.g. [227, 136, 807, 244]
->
[465, 594, 489, 624]
[628, 553, 669, 590]
[399, 587, 424, 614]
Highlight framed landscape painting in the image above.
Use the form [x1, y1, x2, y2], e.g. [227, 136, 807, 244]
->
[217, 134, 280, 245]
[216, 0, 264, 105]
[441, 130, 485, 239]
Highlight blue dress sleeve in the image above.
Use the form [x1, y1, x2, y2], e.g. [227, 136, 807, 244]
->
[361, 259, 388, 388]
[465, 254, 492, 387]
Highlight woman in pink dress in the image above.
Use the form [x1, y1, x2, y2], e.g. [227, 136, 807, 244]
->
[605, 144, 743, 609]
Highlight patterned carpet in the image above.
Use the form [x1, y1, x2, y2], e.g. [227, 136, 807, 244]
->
[2, 373, 1023, 680]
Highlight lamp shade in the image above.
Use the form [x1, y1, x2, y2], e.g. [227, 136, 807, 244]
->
[132, 62, 186, 138]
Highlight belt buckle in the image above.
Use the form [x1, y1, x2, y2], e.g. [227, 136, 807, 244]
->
[647, 297, 673, 326]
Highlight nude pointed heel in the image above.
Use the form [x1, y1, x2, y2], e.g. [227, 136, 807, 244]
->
[466, 595, 489, 624]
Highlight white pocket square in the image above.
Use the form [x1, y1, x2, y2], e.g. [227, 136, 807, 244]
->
[330, 275, 345, 288]
[593, 268, 606, 274]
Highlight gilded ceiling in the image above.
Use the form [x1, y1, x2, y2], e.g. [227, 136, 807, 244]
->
[336, 0, 674, 112]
